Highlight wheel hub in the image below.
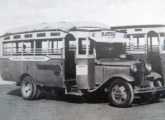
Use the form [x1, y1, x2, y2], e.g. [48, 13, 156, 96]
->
[111, 84, 127, 104]
[22, 81, 32, 97]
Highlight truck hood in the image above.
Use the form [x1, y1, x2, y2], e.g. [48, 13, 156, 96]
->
[96, 58, 140, 66]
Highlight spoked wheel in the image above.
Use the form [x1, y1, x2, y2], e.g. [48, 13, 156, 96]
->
[21, 76, 40, 100]
[108, 79, 134, 107]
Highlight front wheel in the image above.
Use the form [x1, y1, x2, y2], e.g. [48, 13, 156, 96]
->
[141, 79, 162, 102]
[152, 79, 162, 101]
[108, 79, 134, 107]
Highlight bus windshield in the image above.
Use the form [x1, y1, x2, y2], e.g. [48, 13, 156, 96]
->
[94, 42, 126, 59]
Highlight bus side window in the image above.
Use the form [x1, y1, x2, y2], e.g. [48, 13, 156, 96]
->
[50, 40, 63, 49]
[12, 43, 16, 54]
[49, 39, 63, 54]
[78, 38, 86, 55]
[58, 40, 63, 49]
[36, 40, 42, 49]
[3, 43, 7, 55]
[23, 41, 33, 55]
[36, 40, 48, 55]
[49, 40, 57, 49]
[16, 42, 22, 55]
[3, 43, 12, 55]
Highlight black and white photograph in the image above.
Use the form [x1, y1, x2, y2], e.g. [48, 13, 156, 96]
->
[0, 0, 165, 120]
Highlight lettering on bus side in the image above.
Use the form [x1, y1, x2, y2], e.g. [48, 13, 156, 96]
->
[8, 56, 50, 61]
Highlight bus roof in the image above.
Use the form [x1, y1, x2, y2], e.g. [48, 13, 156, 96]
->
[2, 22, 110, 36]
[111, 24, 165, 30]
[89, 37, 130, 43]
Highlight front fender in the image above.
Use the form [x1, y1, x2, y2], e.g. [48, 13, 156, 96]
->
[147, 71, 162, 81]
[109, 73, 135, 82]
[88, 73, 134, 93]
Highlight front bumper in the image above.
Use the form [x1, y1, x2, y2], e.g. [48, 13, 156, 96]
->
[134, 86, 165, 94]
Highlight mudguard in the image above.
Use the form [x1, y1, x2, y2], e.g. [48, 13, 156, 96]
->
[147, 71, 162, 81]
[109, 73, 135, 82]
[88, 73, 134, 93]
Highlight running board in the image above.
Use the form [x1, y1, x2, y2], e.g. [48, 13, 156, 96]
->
[65, 86, 83, 96]
[65, 91, 83, 96]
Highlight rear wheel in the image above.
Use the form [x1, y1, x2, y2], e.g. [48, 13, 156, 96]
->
[21, 76, 40, 100]
[108, 79, 134, 107]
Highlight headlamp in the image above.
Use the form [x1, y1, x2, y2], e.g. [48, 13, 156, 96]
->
[131, 64, 137, 73]
[145, 63, 152, 72]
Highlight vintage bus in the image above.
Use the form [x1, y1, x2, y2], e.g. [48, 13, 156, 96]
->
[0, 22, 165, 107]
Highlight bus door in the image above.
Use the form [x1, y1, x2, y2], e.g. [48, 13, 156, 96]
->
[147, 31, 162, 74]
[64, 34, 76, 81]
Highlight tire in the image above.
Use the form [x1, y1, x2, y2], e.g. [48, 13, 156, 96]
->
[108, 79, 134, 107]
[152, 79, 162, 101]
[141, 79, 162, 102]
[21, 76, 39, 100]
[154, 79, 162, 87]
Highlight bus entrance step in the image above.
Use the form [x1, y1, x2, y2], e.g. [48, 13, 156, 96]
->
[69, 85, 78, 92]
[65, 85, 83, 96]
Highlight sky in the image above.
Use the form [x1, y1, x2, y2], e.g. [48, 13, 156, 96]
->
[0, 0, 165, 35]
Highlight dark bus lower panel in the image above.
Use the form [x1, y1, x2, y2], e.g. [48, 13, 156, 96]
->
[0, 58, 65, 88]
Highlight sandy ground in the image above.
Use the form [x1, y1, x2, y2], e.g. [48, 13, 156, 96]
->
[0, 73, 15, 84]
[0, 84, 165, 120]
[0, 80, 15, 84]
[0, 77, 15, 84]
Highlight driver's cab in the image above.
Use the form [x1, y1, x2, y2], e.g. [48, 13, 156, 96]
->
[64, 28, 126, 94]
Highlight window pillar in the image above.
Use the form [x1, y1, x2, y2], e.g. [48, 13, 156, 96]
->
[86, 37, 89, 56]
[157, 33, 161, 52]
[130, 35, 133, 50]
[47, 40, 49, 55]
[11, 42, 13, 56]
[76, 37, 79, 57]
[21, 41, 23, 55]
[62, 38, 65, 58]
[144, 34, 147, 54]
[33, 40, 36, 56]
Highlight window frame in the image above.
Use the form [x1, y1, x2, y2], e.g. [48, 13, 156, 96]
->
[37, 33, 46, 37]
[78, 37, 87, 55]
[13, 35, 21, 39]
